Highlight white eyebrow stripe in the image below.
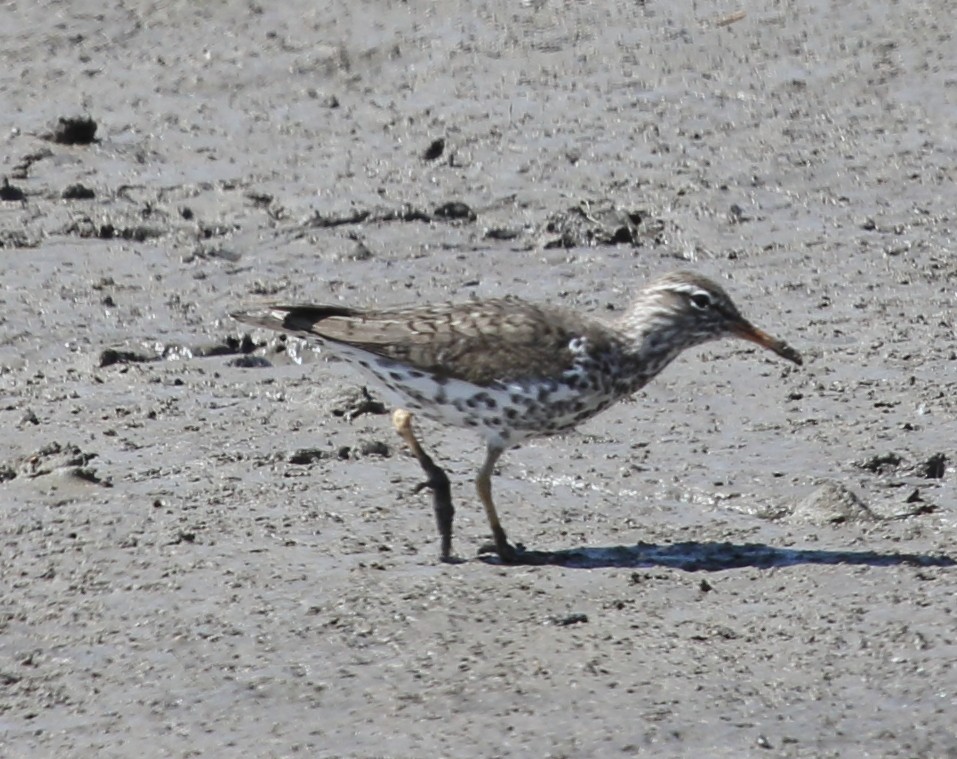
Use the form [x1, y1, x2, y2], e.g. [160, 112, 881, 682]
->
[648, 282, 709, 297]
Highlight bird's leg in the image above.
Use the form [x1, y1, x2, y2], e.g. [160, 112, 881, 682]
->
[391, 409, 455, 562]
[476, 444, 519, 563]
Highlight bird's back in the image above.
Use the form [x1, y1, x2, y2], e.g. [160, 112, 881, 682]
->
[234, 298, 624, 387]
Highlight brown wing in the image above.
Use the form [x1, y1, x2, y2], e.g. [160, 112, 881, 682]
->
[234, 299, 616, 385]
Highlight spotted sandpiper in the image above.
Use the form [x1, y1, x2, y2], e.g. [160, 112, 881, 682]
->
[233, 270, 802, 563]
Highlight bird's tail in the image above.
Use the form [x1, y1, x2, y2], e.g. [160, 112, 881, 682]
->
[231, 305, 357, 339]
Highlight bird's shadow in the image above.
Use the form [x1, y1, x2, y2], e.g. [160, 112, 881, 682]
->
[477, 540, 956, 571]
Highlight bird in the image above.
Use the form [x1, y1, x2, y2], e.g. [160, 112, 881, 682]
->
[232, 270, 802, 563]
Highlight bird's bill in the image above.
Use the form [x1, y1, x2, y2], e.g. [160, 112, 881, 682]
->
[731, 320, 803, 365]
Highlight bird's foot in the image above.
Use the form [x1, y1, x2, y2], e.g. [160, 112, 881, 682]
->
[392, 408, 457, 563]
[477, 537, 522, 562]
[477, 537, 556, 566]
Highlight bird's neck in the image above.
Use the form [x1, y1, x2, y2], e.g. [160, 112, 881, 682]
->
[612, 303, 690, 392]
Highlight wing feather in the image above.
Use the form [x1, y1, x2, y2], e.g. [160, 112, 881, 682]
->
[234, 299, 617, 385]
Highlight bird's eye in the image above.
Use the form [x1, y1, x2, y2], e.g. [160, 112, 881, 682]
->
[689, 292, 712, 310]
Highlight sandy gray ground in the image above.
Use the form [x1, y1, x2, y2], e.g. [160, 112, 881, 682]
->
[2, 1, 956, 757]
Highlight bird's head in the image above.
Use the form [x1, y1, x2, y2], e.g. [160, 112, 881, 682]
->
[622, 271, 803, 366]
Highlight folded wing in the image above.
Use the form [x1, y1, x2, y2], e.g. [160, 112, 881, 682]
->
[233, 299, 616, 386]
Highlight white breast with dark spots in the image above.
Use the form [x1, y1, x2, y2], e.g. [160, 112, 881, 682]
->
[515, 335, 624, 434]
[326, 336, 628, 448]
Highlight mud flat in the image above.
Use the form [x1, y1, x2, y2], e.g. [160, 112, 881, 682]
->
[1, 2, 955, 757]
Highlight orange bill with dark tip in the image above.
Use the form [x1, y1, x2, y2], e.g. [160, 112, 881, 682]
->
[731, 321, 803, 366]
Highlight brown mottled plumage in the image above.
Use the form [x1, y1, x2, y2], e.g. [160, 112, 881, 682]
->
[233, 270, 802, 563]
[262, 298, 620, 386]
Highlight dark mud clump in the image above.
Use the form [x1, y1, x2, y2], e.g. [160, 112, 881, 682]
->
[44, 116, 98, 145]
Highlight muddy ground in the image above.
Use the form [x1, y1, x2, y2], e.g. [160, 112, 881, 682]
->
[1, 1, 955, 757]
